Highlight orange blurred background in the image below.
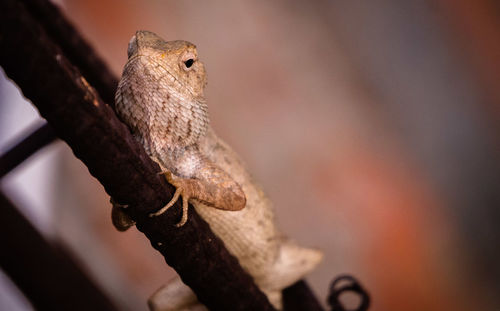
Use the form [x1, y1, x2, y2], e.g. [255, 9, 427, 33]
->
[1, 1, 499, 310]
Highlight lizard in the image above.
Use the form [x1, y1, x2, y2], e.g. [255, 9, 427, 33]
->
[112, 30, 323, 310]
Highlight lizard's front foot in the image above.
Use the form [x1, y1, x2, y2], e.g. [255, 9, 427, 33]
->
[150, 171, 190, 227]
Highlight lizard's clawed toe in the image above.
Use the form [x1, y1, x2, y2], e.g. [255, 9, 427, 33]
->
[175, 194, 189, 227]
[149, 187, 182, 217]
[149, 186, 190, 227]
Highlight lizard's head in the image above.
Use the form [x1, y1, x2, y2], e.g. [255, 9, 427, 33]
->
[127, 30, 207, 98]
[115, 31, 210, 151]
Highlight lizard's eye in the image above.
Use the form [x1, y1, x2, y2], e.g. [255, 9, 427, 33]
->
[184, 59, 194, 68]
[180, 50, 197, 71]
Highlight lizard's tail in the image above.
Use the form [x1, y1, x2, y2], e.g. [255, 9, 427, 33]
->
[260, 239, 323, 291]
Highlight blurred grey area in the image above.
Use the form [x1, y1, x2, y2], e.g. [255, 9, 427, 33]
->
[1, 0, 499, 310]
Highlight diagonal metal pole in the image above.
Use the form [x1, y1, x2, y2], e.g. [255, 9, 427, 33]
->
[0, 123, 56, 178]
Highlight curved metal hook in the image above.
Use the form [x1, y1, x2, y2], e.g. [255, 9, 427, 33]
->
[328, 274, 370, 311]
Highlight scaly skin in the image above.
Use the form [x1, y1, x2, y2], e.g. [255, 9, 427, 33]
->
[113, 30, 322, 310]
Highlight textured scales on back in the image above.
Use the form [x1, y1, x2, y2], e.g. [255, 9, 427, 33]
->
[114, 30, 323, 310]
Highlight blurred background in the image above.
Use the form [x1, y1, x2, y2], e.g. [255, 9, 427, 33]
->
[1, 0, 499, 310]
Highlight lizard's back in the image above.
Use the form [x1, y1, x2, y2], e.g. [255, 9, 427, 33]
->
[197, 128, 323, 303]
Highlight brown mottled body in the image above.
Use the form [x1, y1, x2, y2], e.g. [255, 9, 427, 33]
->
[113, 31, 322, 310]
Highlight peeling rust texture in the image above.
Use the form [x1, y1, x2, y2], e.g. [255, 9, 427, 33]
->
[0, 0, 274, 310]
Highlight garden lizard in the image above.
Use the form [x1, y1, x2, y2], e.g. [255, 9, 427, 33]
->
[112, 30, 323, 310]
